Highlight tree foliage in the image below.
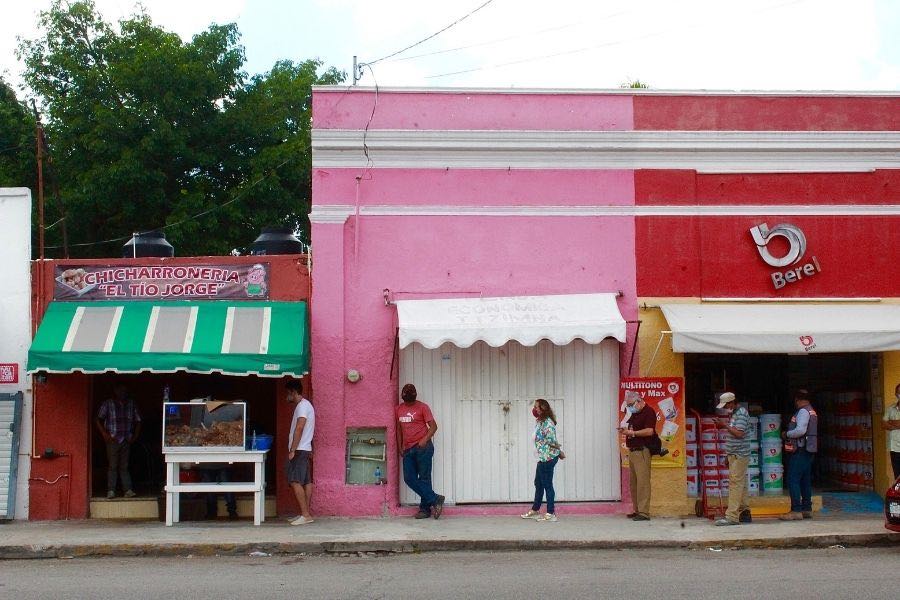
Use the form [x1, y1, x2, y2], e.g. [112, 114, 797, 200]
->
[17, 0, 343, 257]
[0, 77, 35, 188]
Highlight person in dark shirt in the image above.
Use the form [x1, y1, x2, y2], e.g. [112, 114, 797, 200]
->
[620, 391, 658, 521]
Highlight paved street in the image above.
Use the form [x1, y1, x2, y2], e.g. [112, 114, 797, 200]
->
[3, 547, 899, 599]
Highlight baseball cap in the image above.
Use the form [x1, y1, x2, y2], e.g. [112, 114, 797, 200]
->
[715, 392, 736, 409]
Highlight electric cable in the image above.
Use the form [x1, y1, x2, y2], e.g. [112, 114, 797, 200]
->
[423, 0, 806, 80]
[361, 0, 496, 67]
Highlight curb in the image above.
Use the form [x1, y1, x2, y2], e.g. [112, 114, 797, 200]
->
[2, 532, 898, 559]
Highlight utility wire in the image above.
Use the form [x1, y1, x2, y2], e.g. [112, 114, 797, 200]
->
[392, 10, 629, 63]
[362, 0, 496, 67]
[45, 156, 294, 249]
[423, 0, 806, 80]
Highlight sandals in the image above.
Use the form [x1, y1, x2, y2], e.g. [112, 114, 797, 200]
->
[520, 510, 541, 519]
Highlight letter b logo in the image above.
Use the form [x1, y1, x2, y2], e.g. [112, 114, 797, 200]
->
[750, 223, 806, 268]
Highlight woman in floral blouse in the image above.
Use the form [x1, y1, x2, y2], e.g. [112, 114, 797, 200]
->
[521, 398, 565, 522]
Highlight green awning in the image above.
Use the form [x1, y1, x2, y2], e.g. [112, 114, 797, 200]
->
[27, 301, 308, 377]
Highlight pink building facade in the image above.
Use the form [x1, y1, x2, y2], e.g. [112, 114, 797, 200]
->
[310, 88, 900, 518]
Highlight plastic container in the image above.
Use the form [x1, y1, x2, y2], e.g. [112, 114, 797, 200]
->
[761, 442, 783, 466]
[748, 480, 760, 497]
[686, 443, 698, 468]
[685, 418, 697, 442]
[686, 469, 699, 497]
[762, 464, 784, 496]
[760, 414, 782, 440]
[251, 434, 274, 451]
[749, 452, 760, 467]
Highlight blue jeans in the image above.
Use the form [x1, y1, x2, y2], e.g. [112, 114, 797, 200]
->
[402, 441, 438, 512]
[531, 457, 559, 514]
[787, 449, 814, 512]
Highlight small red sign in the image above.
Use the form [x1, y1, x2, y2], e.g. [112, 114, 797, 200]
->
[0, 363, 18, 384]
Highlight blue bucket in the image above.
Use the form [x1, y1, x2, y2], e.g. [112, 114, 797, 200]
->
[250, 434, 273, 451]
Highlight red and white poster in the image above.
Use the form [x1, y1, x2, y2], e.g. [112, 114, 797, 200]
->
[0, 363, 18, 384]
[618, 377, 685, 468]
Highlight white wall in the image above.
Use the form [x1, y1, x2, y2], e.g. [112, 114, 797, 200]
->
[0, 188, 32, 519]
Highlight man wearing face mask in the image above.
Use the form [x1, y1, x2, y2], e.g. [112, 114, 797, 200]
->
[620, 391, 657, 521]
[396, 383, 445, 519]
[714, 392, 752, 526]
[882, 383, 900, 480]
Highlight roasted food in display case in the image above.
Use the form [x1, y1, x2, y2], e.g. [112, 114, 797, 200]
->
[163, 401, 246, 451]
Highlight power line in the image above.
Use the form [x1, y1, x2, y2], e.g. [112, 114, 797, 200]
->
[45, 156, 294, 250]
[361, 0, 497, 67]
[423, 0, 807, 80]
[391, 10, 630, 63]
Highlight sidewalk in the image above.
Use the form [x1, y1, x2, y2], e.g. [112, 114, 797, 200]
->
[1, 514, 897, 559]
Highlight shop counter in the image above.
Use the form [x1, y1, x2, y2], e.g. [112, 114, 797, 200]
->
[163, 450, 268, 526]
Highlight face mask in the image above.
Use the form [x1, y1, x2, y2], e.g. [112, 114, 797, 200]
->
[627, 403, 640, 415]
[532, 407, 541, 419]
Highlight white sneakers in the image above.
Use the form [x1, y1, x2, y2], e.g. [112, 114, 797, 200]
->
[290, 515, 314, 526]
[520, 510, 558, 522]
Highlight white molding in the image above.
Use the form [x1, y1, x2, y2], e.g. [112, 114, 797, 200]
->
[310, 203, 900, 221]
[312, 129, 900, 172]
[313, 85, 900, 97]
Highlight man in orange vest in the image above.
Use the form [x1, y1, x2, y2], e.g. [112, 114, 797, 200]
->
[779, 389, 818, 521]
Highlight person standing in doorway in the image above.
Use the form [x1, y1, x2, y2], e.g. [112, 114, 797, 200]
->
[780, 389, 818, 521]
[396, 383, 445, 519]
[521, 399, 565, 522]
[620, 391, 657, 521]
[882, 383, 900, 480]
[714, 392, 752, 526]
[286, 379, 315, 525]
[96, 383, 141, 499]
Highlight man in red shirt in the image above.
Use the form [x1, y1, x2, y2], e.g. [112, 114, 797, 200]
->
[396, 383, 445, 519]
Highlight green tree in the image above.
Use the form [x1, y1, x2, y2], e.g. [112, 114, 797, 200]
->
[18, 0, 344, 257]
[0, 77, 35, 188]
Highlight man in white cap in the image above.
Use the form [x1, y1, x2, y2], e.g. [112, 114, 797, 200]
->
[714, 392, 752, 526]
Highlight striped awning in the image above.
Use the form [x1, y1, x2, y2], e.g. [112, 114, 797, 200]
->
[27, 301, 308, 377]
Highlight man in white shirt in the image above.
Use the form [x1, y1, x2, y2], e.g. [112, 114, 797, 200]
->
[286, 379, 315, 525]
[883, 383, 900, 480]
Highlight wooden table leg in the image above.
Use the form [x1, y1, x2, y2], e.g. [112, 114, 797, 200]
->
[165, 462, 174, 526]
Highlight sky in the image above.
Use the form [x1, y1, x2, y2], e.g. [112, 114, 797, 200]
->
[1, 0, 899, 93]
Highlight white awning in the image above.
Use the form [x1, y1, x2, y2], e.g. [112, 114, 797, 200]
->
[397, 293, 626, 350]
[660, 303, 900, 354]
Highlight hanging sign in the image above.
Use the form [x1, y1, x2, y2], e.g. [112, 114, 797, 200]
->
[54, 263, 270, 301]
[618, 376, 685, 468]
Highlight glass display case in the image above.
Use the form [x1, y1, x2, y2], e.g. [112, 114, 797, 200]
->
[163, 401, 246, 452]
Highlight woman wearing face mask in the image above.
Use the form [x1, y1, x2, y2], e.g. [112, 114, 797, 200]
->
[521, 399, 564, 522]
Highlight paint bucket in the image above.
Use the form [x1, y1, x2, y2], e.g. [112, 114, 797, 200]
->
[718, 453, 729, 467]
[686, 443, 698, 468]
[700, 417, 718, 431]
[762, 465, 784, 495]
[746, 417, 759, 441]
[701, 442, 719, 453]
[761, 445, 783, 466]
[748, 480, 760, 497]
[702, 430, 719, 442]
[749, 452, 760, 467]
[687, 469, 699, 497]
[703, 453, 720, 467]
[760, 414, 781, 440]
[685, 417, 697, 442]
[704, 479, 722, 497]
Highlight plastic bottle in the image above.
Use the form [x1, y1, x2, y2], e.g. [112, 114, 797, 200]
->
[163, 384, 170, 402]
[374, 466, 382, 484]
[251, 430, 257, 450]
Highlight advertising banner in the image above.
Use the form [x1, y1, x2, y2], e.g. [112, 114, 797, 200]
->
[54, 263, 270, 301]
[618, 377, 685, 468]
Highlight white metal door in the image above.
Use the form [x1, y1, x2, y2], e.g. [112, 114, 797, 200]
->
[0, 392, 23, 519]
[399, 339, 620, 504]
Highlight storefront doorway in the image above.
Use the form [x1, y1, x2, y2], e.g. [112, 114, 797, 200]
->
[685, 353, 876, 492]
[89, 373, 278, 513]
[400, 338, 621, 504]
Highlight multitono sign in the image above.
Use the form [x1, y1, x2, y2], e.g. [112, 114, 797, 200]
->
[54, 263, 270, 301]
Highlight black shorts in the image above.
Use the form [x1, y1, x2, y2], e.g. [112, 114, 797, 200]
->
[287, 450, 312, 485]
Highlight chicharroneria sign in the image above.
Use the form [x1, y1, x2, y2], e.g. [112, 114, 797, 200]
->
[749, 222, 822, 290]
[54, 263, 270, 301]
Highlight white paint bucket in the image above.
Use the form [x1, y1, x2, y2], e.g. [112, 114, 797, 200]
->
[687, 469, 699, 497]
[760, 414, 782, 440]
[762, 465, 784, 495]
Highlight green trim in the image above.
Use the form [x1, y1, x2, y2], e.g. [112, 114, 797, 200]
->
[27, 300, 309, 377]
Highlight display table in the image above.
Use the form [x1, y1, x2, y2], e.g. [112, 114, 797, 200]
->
[163, 450, 268, 526]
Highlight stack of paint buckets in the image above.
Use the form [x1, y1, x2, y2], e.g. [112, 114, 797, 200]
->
[685, 416, 699, 496]
[760, 413, 784, 495]
[746, 416, 761, 496]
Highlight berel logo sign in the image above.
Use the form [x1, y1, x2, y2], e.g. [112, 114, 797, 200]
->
[749, 222, 822, 290]
[0, 363, 18, 384]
